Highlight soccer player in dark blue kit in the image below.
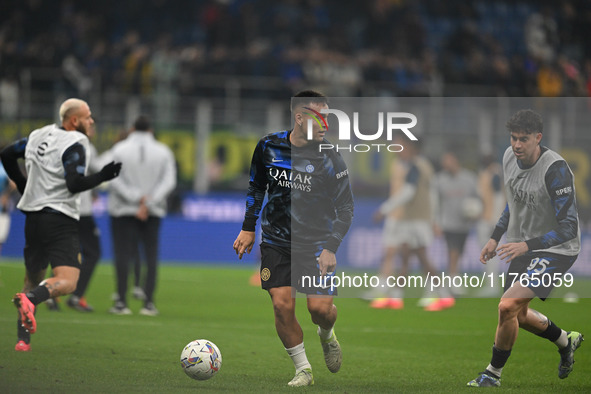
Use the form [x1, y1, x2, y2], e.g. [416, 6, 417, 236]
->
[468, 109, 584, 387]
[233, 91, 354, 387]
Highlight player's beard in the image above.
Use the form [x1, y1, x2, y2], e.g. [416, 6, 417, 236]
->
[76, 123, 88, 136]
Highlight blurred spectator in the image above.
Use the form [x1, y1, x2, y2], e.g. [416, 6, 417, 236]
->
[0, 0, 590, 100]
[62, 55, 92, 97]
[446, 22, 482, 59]
[0, 76, 19, 119]
[537, 62, 563, 97]
[525, 6, 559, 63]
[558, 55, 586, 96]
[152, 34, 179, 126]
[123, 44, 152, 96]
[177, 44, 207, 98]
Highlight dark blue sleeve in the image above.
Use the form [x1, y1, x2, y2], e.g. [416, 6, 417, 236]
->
[324, 155, 354, 253]
[492, 173, 502, 193]
[63, 143, 87, 177]
[525, 160, 579, 251]
[491, 204, 509, 242]
[242, 140, 268, 231]
[405, 163, 419, 186]
[62, 143, 107, 193]
[0, 138, 28, 194]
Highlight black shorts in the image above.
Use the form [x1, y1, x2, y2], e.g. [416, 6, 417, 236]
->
[24, 211, 81, 272]
[259, 242, 337, 296]
[443, 231, 469, 252]
[505, 252, 577, 300]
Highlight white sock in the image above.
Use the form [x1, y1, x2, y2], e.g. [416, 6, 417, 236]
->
[439, 285, 452, 298]
[317, 325, 334, 341]
[555, 330, 568, 349]
[390, 287, 403, 299]
[374, 276, 388, 296]
[486, 363, 502, 378]
[421, 288, 436, 299]
[285, 343, 311, 373]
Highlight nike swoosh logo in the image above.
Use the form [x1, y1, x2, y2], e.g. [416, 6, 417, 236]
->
[516, 173, 527, 179]
[272, 158, 283, 162]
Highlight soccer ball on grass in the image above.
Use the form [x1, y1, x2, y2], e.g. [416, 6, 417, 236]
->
[180, 339, 222, 380]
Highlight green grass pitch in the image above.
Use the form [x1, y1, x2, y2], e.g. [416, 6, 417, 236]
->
[1, 259, 590, 393]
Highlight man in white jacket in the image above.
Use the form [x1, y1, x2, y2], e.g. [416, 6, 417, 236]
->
[108, 115, 176, 316]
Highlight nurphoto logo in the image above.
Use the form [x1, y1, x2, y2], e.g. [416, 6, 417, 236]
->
[304, 106, 418, 152]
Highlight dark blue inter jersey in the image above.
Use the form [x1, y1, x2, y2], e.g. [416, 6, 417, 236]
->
[242, 130, 354, 252]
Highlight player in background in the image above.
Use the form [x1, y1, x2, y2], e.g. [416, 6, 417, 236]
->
[364, 154, 405, 306]
[233, 91, 354, 387]
[0, 160, 16, 256]
[100, 129, 146, 304]
[108, 115, 177, 316]
[0, 98, 121, 351]
[468, 109, 584, 387]
[476, 154, 505, 296]
[67, 125, 108, 312]
[434, 149, 479, 296]
[374, 138, 455, 311]
[104, 129, 147, 303]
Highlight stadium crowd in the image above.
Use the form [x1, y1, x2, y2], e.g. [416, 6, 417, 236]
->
[1, 0, 591, 106]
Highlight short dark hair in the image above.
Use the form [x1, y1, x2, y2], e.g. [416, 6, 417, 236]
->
[133, 115, 152, 131]
[506, 109, 543, 134]
[290, 90, 328, 112]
